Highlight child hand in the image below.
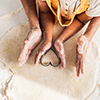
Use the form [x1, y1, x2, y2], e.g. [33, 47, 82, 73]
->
[18, 27, 42, 66]
[34, 40, 52, 65]
[54, 40, 66, 69]
[76, 35, 89, 77]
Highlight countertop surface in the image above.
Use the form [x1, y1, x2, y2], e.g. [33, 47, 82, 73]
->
[0, 0, 100, 100]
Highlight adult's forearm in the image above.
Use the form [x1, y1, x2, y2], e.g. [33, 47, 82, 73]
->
[21, 0, 40, 28]
[84, 17, 100, 42]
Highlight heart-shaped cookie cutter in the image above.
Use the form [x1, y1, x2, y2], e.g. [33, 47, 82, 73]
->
[41, 48, 61, 67]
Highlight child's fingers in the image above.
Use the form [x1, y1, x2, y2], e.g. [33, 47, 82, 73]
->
[80, 55, 84, 74]
[34, 51, 42, 66]
[34, 46, 45, 66]
[34, 41, 52, 66]
[76, 58, 80, 77]
[60, 56, 66, 69]
[76, 52, 85, 77]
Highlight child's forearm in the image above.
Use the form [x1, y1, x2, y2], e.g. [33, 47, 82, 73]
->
[84, 17, 100, 42]
[75, 17, 100, 77]
[21, 0, 40, 28]
[40, 12, 53, 42]
[57, 13, 92, 43]
[58, 18, 85, 43]
[39, 1, 53, 42]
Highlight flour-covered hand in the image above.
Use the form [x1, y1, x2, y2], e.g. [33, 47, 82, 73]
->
[54, 40, 66, 69]
[34, 40, 52, 66]
[76, 35, 89, 77]
[18, 27, 42, 66]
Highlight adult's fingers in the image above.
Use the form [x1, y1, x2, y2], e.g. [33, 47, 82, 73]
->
[76, 45, 80, 76]
[60, 58, 66, 69]
[76, 35, 89, 77]
[18, 28, 42, 66]
[34, 51, 42, 66]
[19, 35, 41, 66]
[18, 46, 31, 66]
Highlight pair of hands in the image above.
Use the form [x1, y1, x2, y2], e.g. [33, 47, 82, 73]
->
[18, 27, 52, 66]
[54, 35, 89, 77]
[18, 27, 89, 77]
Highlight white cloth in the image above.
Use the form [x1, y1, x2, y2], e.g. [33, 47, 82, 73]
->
[86, 0, 100, 17]
[59, 0, 100, 17]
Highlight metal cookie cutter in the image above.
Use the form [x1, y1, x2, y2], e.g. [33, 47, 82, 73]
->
[41, 48, 61, 67]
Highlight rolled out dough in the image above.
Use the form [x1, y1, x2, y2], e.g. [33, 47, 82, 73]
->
[0, 22, 100, 100]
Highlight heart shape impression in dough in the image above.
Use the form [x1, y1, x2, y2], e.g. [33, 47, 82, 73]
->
[41, 48, 61, 67]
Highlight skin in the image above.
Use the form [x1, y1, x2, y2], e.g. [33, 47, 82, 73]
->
[34, 0, 54, 65]
[54, 15, 100, 76]
[19, 0, 53, 66]
[19, 0, 100, 77]
[54, 13, 92, 70]
[18, 0, 42, 66]
[76, 16, 100, 77]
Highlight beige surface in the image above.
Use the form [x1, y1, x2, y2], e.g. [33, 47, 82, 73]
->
[0, 22, 100, 100]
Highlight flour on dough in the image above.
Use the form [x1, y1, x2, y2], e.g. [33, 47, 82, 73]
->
[0, 22, 100, 100]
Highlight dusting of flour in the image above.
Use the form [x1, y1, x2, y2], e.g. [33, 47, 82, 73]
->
[0, 22, 100, 100]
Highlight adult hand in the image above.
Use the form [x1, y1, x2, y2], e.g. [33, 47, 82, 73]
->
[34, 40, 52, 65]
[18, 27, 42, 66]
[76, 35, 89, 77]
[54, 40, 66, 69]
